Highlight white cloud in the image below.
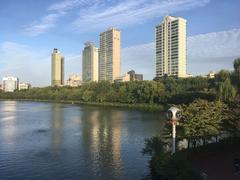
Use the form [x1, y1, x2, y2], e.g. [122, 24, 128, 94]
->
[23, 13, 63, 37]
[122, 28, 240, 79]
[23, 0, 95, 36]
[47, 0, 94, 11]
[73, 0, 210, 32]
[188, 28, 240, 58]
[23, 0, 210, 36]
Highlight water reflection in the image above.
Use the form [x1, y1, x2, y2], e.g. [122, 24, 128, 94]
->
[51, 103, 64, 150]
[81, 107, 123, 178]
[0, 101, 17, 147]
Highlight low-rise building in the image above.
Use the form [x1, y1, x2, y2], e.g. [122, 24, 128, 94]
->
[206, 71, 215, 79]
[2, 76, 19, 92]
[115, 70, 143, 82]
[19, 83, 31, 90]
[201, 71, 216, 79]
[127, 70, 143, 81]
[67, 74, 82, 87]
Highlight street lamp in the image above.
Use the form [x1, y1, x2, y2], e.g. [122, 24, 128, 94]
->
[166, 107, 182, 155]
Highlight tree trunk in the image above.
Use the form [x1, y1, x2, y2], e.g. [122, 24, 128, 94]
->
[188, 138, 191, 149]
[203, 138, 206, 145]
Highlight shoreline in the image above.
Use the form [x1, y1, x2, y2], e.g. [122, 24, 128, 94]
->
[0, 98, 167, 112]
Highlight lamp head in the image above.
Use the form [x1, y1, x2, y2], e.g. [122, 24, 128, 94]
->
[167, 107, 181, 121]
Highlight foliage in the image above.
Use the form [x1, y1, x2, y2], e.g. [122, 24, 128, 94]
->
[0, 79, 217, 105]
[233, 58, 240, 92]
[143, 99, 239, 179]
[143, 137, 200, 180]
[222, 101, 240, 137]
[143, 136, 169, 156]
[179, 99, 226, 144]
[216, 78, 237, 102]
[215, 70, 231, 83]
[168, 91, 216, 104]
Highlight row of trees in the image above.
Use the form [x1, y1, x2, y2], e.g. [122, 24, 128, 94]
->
[1, 59, 239, 106]
[0, 75, 223, 105]
[0, 80, 216, 105]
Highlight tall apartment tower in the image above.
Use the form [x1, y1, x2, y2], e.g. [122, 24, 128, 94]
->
[156, 16, 187, 78]
[99, 28, 121, 81]
[51, 48, 64, 86]
[82, 42, 99, 82]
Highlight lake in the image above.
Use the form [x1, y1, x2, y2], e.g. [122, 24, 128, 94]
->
[0, 101, 164, 179]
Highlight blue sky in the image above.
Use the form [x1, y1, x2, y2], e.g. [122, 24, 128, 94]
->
[0, 0, 240, 86]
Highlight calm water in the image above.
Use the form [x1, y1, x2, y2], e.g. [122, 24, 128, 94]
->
[0, 101, 164, 180]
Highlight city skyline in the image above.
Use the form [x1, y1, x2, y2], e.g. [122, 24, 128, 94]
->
[0, 0, 240, 86]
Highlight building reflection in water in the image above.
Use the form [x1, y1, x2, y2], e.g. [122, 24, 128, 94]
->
[0, 101, 17, 148]
[80, 107, 123, 177]
[51, 103, 64, 151]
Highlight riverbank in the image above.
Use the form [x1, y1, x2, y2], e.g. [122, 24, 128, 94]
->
[0, 98, 167, 112]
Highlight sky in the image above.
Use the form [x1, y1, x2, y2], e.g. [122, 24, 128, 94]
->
[0, 0, 240, 87]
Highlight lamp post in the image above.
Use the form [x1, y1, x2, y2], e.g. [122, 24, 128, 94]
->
[167, 107, 181, 155]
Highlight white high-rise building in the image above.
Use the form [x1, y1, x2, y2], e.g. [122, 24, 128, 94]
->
[82, 42, 99, 82]
[99, 28, 121, 81]
[2, 76, 19, 92]
[156, 16, 187, 78]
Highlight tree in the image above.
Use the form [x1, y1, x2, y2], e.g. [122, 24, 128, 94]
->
[233, 58, 240, 92]
[222, 101, 240, 137]
[82, 90, 95, 102]
[162, 77, 182, 95]
[217, 78, 237, 102]
[215, 70, 231, 83]
[179, 99, 226, 145]
[234, 58, 240, 77]
[143, 137, 200, 180]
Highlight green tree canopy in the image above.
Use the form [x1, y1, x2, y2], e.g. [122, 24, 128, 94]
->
[179, 99, 226, 141]
[233, 58, 240, 92]
[215, 70, 231, 83]
[222, 101, 240, 137]
[217, 78, 237, 102]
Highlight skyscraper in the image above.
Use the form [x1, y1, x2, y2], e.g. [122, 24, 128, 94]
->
[51, 48, 64, 86]
[82, 42, 99, 82]
[156, 16, 187, 78]
[99, 28, 121, 81]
